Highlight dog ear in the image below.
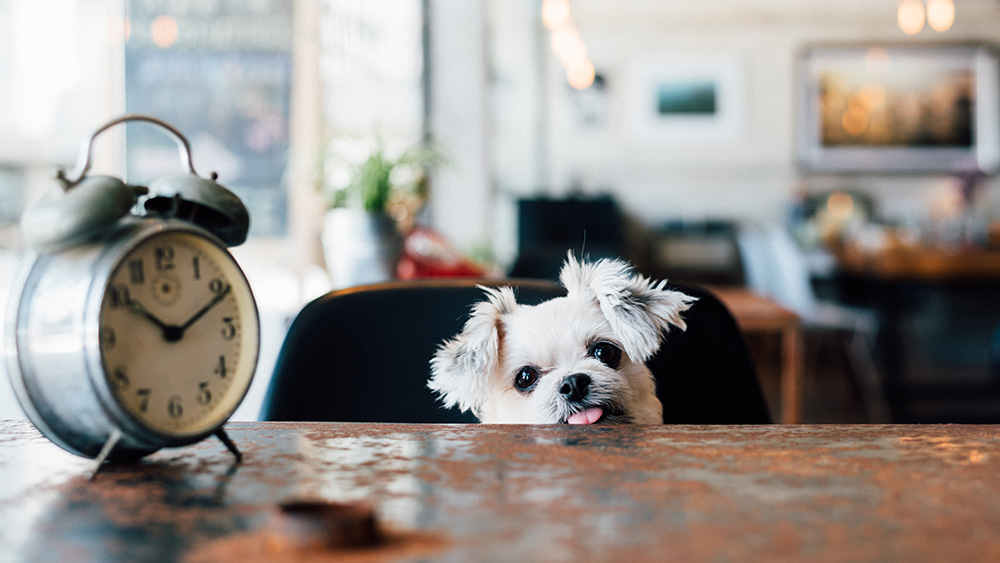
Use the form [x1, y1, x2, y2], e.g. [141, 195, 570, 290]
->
[560, 252, 696, 362]
[428, 286, 518, 414]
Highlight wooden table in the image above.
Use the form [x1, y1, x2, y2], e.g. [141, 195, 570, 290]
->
[713, 287, 803, 424]
[836, 244, 1000, 282]
[835, 244, 1000, 422]
[5, 421, 999, 562]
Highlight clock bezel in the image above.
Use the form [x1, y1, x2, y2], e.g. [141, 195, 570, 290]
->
[89, 221, 260, 441]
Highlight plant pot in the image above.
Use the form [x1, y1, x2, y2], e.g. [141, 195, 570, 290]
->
[321, 208, 403, 289]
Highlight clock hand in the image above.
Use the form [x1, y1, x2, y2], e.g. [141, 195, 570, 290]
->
[124, 285, 232, 342]
[178, 284, 231, 333]
[125, 297, 188, 342]
[124, 297, 171, 332]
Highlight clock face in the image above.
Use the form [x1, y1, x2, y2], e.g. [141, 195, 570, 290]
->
[98, 230, 259, 437]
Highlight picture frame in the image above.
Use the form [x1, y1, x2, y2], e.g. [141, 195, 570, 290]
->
[624, 55, 745, 141]
[797, 44, 1000, 175]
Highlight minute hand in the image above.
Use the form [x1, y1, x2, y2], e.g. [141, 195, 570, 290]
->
[178, 284, 232, 333]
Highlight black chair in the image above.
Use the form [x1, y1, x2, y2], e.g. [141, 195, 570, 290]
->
[510, 195, 625, 280]
[260, 278, 771, 424]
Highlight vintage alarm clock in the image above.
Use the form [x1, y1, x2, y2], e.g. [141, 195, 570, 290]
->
[4, 114, 260, 476]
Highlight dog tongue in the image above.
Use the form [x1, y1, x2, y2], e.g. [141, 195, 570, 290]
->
[568, 407, 604, 425]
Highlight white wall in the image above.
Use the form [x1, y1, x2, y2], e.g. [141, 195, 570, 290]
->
[465, 0, 1000, 267]
[426, 1, 495, 254]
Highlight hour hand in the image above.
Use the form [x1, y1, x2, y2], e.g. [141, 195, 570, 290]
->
[124, 297, 170, 331]
[124, 297, 186, 342]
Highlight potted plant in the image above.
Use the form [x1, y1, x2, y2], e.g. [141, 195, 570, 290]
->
[318, 135, 441, 288]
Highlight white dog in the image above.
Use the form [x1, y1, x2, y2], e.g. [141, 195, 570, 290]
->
[428, 254, 695, 424]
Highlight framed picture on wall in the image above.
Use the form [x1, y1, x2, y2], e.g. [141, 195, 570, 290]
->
[797, 44, 1000, 174]
[624, 55, 745, 141]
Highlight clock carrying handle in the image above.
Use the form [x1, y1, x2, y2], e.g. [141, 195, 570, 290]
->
[57, 114, 198, 189]
[24, 112, 250, 250]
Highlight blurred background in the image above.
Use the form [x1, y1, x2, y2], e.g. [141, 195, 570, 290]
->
[3, 0, 1000, 423]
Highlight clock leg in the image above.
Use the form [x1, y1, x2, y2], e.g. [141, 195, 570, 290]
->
[215, 428, 243, 463]
[89, 429, 123, 480]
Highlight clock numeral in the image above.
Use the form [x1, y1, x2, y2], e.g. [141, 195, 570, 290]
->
[156, 246, 175, 271]
[214, 355, 229, 378]
[102, 327, 117, 349]
[168, 395, 183, 419]
[192, 256, 201, 280]
[110, 285, 131, 308]
[221, 317, 237, 340]
[128, 259, 145, 284]
[198, 382, 212, 405]
[112, 367, 129, 390]
[209, 278, 226, 296]
[137, 388, 152, 413]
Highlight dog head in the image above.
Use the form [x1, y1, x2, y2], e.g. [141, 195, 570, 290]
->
[428, 254, 695, 424]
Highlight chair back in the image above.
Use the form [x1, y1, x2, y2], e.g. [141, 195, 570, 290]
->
[261, 278, 771, 424]
[261, 279, 563, 422]
[737, 222, 819, 315]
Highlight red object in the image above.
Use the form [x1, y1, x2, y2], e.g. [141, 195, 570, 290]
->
[397, 227, 485, 279]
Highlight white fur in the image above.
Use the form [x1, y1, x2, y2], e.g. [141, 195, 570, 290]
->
[428, 253, 695, 424]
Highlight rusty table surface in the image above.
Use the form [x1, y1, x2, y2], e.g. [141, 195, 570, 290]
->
[2, 421, 1000, 562]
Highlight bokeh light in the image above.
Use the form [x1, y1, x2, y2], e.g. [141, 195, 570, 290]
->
[897, 0, 925, 35]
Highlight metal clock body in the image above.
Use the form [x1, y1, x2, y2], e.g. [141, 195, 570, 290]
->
[4, 114, 259, 470]
[5, 218, 260, 460]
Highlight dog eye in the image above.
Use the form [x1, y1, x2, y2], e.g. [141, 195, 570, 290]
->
[513, 366, 539, 392]
[589, 341, 622, 368]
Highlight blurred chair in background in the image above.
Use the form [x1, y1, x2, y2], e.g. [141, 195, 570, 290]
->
[647, 220, 744, 286]
[737, 222, 890, 422]
[510, 194, 625, 280]
[260, 278, 771, 424]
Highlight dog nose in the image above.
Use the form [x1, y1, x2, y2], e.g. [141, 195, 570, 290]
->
[559, 373, 591, 403]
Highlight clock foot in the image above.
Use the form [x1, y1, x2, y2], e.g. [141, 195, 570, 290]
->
[90, 429, 123, 480]
[215, 428, 243, 463]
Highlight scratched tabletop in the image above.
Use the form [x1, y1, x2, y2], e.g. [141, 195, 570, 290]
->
[1, 421, 999, 562]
